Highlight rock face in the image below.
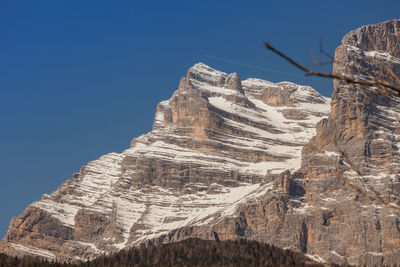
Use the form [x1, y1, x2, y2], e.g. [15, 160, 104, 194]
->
[297, 19, 400, 266]
[2, 19, 400, 267]
[213, 19, 400, 267]
[0, 62, 330, 262]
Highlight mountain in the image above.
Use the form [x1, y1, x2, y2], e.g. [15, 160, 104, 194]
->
[293, 19, 400, 266]
[209, 19, 400, 266]
[2, 19, 400, 267]
[0, 63, 330, 261]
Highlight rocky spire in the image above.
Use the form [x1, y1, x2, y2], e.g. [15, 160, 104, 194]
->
[224, 72, 243, 93]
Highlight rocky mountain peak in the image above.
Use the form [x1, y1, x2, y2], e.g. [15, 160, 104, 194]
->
[322, 19, 400, 177]
[186, 63, 244, 93]
[0, 62, 330, 262]
[341, 19, 400, 58]
[186, 63, 228, 88]
[297, 19, 400, 266]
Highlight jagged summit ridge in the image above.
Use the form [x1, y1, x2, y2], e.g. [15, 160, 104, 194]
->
[187, 63, 243, 92]
[0, 62, 330, 261]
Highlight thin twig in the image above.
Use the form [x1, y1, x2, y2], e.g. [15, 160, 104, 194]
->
[310, 38, 334, 66]
[319, 37, 334, 61]
[310, 48, 332, 65]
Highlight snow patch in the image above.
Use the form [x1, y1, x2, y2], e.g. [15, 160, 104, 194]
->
[10, 243, 55, 260]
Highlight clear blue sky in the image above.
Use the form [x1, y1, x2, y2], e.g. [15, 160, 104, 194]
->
[1, 0, 399, 238]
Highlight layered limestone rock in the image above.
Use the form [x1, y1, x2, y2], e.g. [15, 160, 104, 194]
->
[0, 62, 330, 262]
[188, 19, 400, 267]
[297, 19, 400, 266]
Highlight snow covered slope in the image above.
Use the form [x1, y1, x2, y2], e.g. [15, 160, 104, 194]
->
[0, 63, 330, 261]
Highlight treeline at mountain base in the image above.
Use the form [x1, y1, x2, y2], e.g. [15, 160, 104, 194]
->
[0, 253, 75, 267]
[1, 238, 340, 267]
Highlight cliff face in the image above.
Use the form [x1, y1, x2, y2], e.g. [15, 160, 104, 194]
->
[209, 19, 400, 266]
[0, 62, 330, 262]
[299, 19, 400, 266]
[2, 20, 400, 267]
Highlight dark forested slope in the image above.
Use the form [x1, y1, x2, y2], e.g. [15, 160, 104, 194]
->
[1, 238, 330, 267]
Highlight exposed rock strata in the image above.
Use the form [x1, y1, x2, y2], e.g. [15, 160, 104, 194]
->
[295, 19, 400, 266]
[0, 62, 330, 262]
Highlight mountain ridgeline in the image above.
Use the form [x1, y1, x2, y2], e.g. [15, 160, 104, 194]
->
[1, 20, 400, 266]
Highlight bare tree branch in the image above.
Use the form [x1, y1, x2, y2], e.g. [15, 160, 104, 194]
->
[310, 48, 332, 65]
[264, 41, 400, 95]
